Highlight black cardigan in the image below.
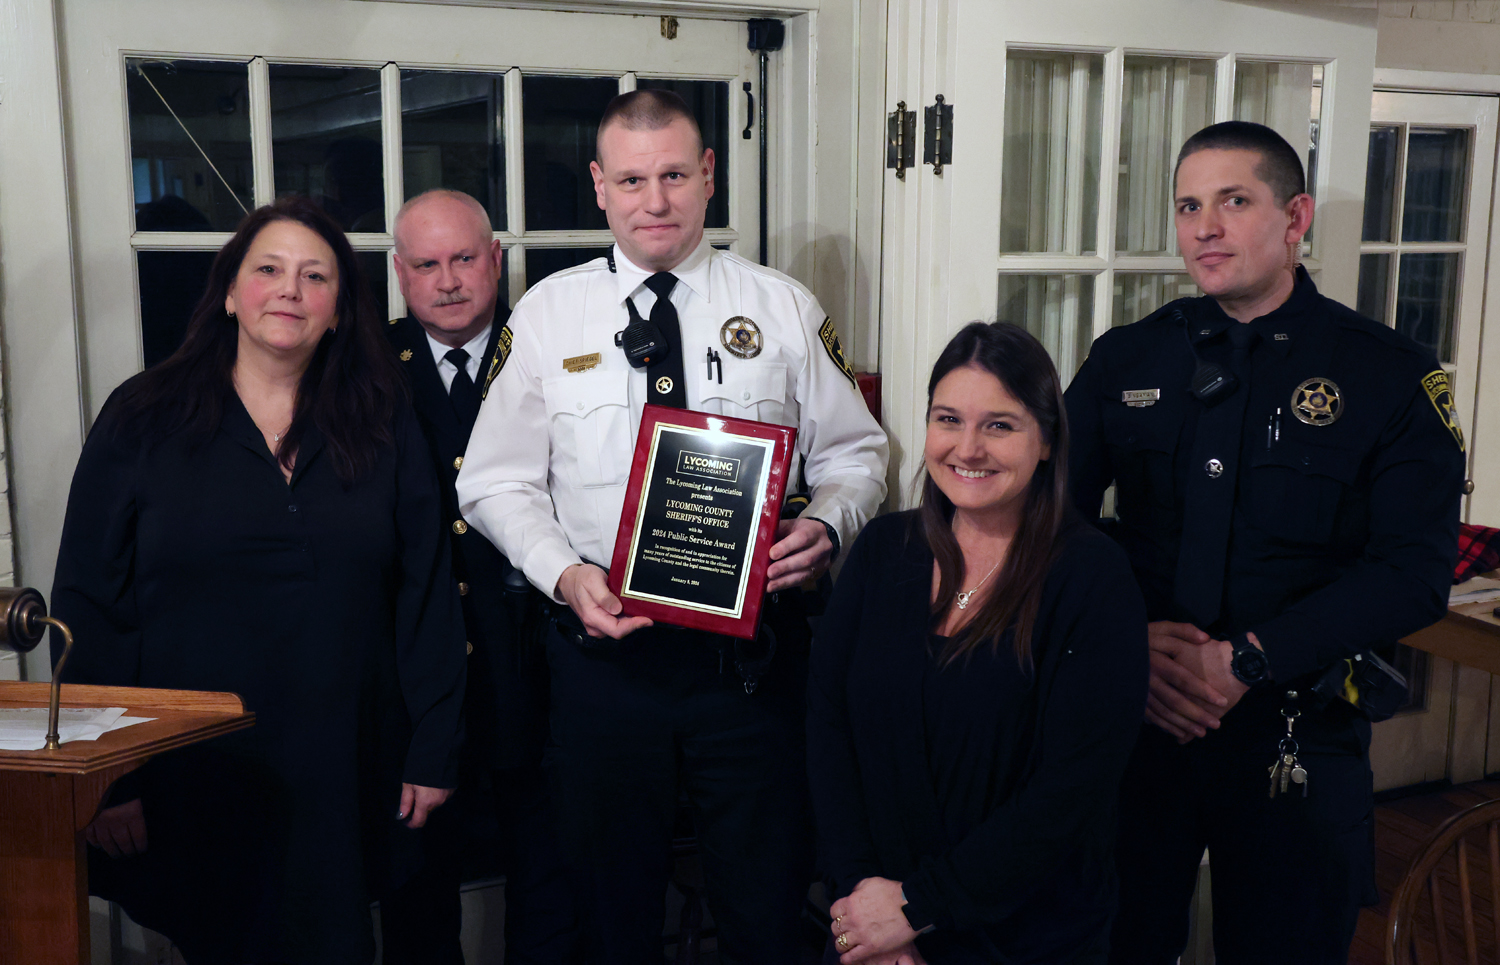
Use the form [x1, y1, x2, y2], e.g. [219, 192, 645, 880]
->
[50, 383, 466, 964]
[808, 511, 1147, 961]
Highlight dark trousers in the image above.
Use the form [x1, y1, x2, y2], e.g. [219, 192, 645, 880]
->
[1108, 724, 1376, 965]
[380, 764, 580, 965]
[543, 622, 812, 965]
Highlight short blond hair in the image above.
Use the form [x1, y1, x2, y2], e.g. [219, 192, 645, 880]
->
[595, 89, 704, 162]
[392, 189, 492, 253]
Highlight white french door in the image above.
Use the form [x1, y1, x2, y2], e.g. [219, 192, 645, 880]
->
[1359, 91, 1497, 524]
[59, 0, 760, 421]
[878, 0, 1378, 502]
[1361, 91, 1500, 793]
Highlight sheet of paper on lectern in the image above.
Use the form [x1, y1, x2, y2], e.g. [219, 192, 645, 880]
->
[0, 706, 155, 751]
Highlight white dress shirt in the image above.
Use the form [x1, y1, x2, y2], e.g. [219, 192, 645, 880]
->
[425, 323, 492, 393]
[456, 240, 889, 600]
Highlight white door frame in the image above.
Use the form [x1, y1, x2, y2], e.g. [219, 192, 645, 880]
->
[0, 0, 87, 681]
[1373, 71, 1500, 533]
[1365, 89, 1498, 526]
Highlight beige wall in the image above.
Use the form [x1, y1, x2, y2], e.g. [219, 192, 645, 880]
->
[1378, 2, 1500, 74]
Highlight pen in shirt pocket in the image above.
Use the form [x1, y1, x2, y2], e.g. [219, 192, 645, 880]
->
[1266, 407, 1281, 449]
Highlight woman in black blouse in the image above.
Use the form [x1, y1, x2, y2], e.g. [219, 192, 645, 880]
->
[809, 322, 1148, 964]
[50, 197, 466, 964]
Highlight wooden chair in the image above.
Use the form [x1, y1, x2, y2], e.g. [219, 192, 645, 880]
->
[1388, 797, 1500, 964]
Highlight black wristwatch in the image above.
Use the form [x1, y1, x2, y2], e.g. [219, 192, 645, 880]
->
[1229, 634, 1270, 687]
[809, 516, 840, 562]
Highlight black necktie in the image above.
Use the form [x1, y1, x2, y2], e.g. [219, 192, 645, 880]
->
[644, 272, 687, 409]
[1173, 323, 1259, 629]
[446, 348, 481, 427]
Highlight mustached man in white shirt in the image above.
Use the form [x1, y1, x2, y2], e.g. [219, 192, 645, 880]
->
[457, 90, 889, 964]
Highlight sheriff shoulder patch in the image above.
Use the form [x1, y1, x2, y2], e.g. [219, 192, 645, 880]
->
[482, 325, 514, 399]
[818, 317, 858, 390]
[1422, 369, 1465, 452]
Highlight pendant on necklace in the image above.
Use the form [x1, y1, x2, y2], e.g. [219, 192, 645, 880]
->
[955, 590, 974, 610]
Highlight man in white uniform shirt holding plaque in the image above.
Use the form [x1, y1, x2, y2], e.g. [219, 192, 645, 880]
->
[456, 90, 888, 964]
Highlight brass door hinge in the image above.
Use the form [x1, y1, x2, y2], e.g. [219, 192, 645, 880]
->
[924, 95, 953, 175]
[887, 101, 916, 180]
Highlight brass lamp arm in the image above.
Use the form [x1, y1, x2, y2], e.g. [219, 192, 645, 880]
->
[38, 616, 74, 750]
[0, 587, 77, 751]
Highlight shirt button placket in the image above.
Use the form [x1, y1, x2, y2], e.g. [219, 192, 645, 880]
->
[288, 503, 310, 555]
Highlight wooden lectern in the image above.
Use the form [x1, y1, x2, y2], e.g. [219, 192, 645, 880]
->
[0, 682, 254, 964]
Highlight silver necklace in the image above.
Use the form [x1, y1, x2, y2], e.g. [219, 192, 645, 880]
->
[955, 558, 1003, 610]
[251, 418, 290, 443]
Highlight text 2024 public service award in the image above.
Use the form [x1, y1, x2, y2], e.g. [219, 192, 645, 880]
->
[608, 405, 796, 639]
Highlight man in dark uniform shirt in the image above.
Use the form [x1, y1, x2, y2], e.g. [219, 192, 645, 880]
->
[1065, 122, 1465, 964]
[381, 189, 577, 963]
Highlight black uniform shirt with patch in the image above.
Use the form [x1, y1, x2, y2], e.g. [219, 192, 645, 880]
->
[1066, 267, 1464, 691]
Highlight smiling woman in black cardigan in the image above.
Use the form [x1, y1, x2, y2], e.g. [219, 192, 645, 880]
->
[809, 322, 1148, 965]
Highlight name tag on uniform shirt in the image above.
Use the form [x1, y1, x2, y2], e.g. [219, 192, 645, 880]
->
[563, 352, 602, 373]
[1123, 389, 1160, 407]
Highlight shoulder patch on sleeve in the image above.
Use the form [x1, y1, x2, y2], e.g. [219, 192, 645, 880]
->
[1421, 369, 1465, 452]
[481, 324, 514, 399]
[817, 317, 858, 390]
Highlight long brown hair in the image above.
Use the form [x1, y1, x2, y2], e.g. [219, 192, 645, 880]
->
[115, 197, 405, 483]
[920, 321, 1072, 670]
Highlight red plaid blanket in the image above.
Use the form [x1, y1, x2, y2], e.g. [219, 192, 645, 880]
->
[1456, 523, 1500, 584]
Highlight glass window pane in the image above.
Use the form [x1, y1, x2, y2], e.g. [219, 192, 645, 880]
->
[400, 70, 506, 232]
[269, 64, 385, 232]
[138, 250, 217, 368]
[1363, 126, 1400, 243]
[525, 246, 612, 289]
[523, 75, 617, 232]
[1233, 61, 1321, 196]
[127, 59, 253, 232]
[1403, 128, 1469, 243]
[1357, 252, 1393, 323]
[1117, 57, 1215, 255]
[997, 274, 1096, 382]
[1395, 252, 1461, 362]
[1001, 52, 1103, 255]
[357, 251, 391, 325]
[1112, 274, 1200, 329]
[636, 79, 731, 230]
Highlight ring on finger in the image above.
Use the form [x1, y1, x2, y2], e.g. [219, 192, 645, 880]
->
[836, 933, 851, 950]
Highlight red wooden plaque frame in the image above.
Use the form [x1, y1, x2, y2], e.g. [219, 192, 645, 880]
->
[608, 404, 797, 639]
